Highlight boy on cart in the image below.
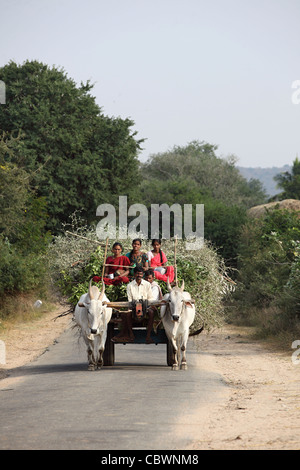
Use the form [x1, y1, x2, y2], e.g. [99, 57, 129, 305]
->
[112, 267, 156, 344]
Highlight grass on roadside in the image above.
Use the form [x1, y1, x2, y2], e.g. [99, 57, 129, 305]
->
[0, 289, 60, 332]
[226, 304, 300, 353]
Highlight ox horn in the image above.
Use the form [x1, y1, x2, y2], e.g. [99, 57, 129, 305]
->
[98, 281, 105, 301]
[180, 280, 185, 292]
[88, 279, 94, 300]
[167, 277, 172, 293]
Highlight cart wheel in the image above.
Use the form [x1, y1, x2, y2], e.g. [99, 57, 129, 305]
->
[103, 322, 115, 366]
[166, 339, 173, 366]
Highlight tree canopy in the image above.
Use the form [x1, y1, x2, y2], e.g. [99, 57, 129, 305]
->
[140, 141, 267, 262]
[0, 60, 143, 232]
[141, 141, 267, 208]
[0, 133, 30, 238]
[274, 157, 300, 200]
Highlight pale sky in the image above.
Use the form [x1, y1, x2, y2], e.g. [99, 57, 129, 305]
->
[1, 0, 300, 168]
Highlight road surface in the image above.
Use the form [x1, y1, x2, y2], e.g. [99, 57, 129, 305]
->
[0, 327, 227, 450]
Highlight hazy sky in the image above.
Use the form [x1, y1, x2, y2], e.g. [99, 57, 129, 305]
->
[1, 0, 300, 168]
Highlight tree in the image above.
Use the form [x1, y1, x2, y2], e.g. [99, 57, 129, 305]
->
[274, 157, 300, 200]
[140, 141, 266, 263]
[0, 60, 143, 232]
[0, 132, 51, 296]
[0, 133, 30, 238]
[141, 141, 267, 208]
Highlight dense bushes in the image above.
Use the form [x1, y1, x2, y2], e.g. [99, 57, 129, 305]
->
[0, 239, 45, 295]
[0, 135, 51, 299]
[232, 207, 300, 334]
[283, 245, 300, 316]
[203, 200, 248, 263]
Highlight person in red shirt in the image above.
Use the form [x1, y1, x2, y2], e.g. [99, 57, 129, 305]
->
[93, 242, 130, 286]
[147, 239, 175, 283]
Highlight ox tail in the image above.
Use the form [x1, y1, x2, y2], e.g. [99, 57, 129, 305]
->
[189, 326, 204, 337]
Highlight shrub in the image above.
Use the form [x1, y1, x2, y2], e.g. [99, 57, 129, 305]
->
[233, 207, 300, 331]
[0, 237, 47, 295]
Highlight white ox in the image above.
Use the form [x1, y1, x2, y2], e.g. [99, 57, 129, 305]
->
[160, 279, 195, 370]
[74, 280, 112, 371]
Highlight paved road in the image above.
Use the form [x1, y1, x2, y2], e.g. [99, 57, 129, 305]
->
[0, 327, 227, 450]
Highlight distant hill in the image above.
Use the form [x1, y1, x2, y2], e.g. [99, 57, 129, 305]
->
[237, 165, 292, 197]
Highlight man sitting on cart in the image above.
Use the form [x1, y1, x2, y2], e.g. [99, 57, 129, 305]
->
[112, 266, 156, 344]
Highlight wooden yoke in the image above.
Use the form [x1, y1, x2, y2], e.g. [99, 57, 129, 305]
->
[103, 300, 166, 309]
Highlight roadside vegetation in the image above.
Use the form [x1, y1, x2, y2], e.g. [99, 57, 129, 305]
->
[1, 59, 300, 348]
[229, 206, 300, 345]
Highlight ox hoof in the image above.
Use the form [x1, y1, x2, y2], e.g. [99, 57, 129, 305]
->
[172, 364, 179, 371]
[180, 363, 188, 370]
[88, 364, 96, 371]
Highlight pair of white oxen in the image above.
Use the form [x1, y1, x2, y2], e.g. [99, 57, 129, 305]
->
[74, 279, 195, 371]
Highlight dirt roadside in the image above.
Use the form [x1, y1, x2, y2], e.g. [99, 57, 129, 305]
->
[1, 310, 299, 450]
[0, 305, 71, 382]
[188, 325, 300, 450]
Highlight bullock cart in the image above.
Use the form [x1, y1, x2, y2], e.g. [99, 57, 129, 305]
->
[68, 234, 201, 369]
[102, 300, 173, 367]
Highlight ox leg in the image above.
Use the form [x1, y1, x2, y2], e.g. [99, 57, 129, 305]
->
[92, 336, 101, 370]
[97, 330, 109, 369]
[87, 347, 96, 371]
[97, 348, 104, 369]
[180, 345, 187, 370]
[171, 338, 179, 371]
[96, 332, 106, 369]
[81, 334, 96, 371]
[180, 332, 189, 370]
[83, 335, 96, 371]
[97, 335, 106, 369]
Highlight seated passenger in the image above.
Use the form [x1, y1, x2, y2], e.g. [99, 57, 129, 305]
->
[144, 269, 163, 301]
[126, 238, 149, 277]
[146, 239, 175, 283]
[112, 267, 155, 344]
[93, 241, 130, 286]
